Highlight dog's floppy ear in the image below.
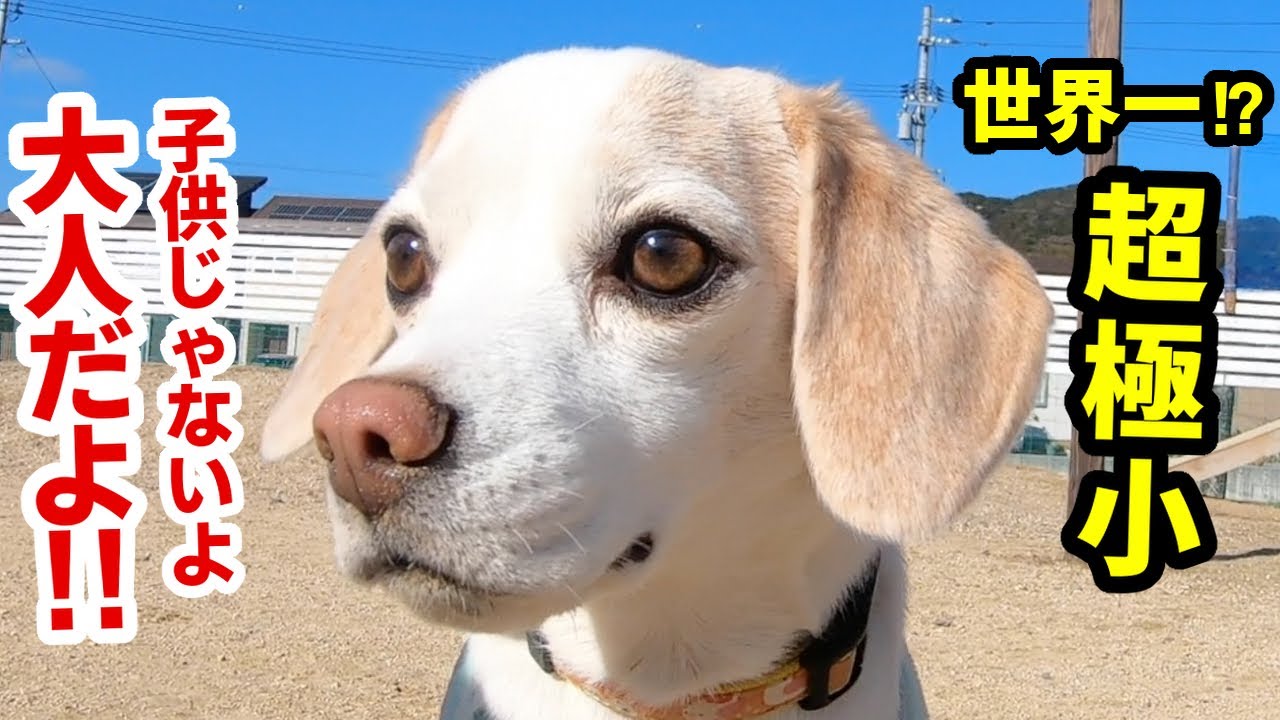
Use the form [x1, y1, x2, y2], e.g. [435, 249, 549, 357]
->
[258, 230, 393, 461]
[783, 85, 1053, 542]
[259, 94, 460, 462]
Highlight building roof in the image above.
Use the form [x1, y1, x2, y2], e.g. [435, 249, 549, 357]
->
[119, 171, 269, 206]
[0, 173, 1075, 274]
[254, 195, 382, 224]
[0, 172, 377, 237]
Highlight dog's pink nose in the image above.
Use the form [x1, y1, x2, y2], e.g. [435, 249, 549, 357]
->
[312, 377, 453, 517]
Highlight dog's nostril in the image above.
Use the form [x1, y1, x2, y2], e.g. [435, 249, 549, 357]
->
[315, 431, 335, 462]
[362, 431, 394, 464]
[371, 404, 453, 467]
[627, 533, 654, 563]
[611, 533, 655, 570]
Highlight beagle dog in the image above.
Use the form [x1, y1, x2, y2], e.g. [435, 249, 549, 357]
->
[260, 47, 1053, 720]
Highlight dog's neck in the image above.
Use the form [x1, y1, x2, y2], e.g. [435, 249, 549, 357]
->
[533, 465, 905, 709]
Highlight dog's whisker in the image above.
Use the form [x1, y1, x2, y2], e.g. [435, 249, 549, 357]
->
[560, 582, 585, 606]
[556, 522, 588, 555]
[542, 485, 585, 501]
[567, 412, 607, 434]
[511, 528, 534, 555]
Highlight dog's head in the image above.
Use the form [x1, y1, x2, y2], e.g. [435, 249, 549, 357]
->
[261, 47, 1052, 633]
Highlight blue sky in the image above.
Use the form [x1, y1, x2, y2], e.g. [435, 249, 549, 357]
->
[3, 0, 1279, 217]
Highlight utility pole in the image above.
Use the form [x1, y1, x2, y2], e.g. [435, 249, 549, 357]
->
[898, 4, 957, 160]
[0, 0, 11, 69]
[1210, 144, 1243, 498]
[1066, 0, 1124, 515]
[1224, 145, 1241, 315]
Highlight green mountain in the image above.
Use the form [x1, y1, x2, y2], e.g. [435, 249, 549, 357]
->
[959, 185, 1280, 289]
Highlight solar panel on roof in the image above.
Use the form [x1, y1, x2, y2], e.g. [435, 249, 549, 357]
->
[303, 205, 344, 220]
[256, 199, 380, 222]
[269, 203, 310, 219]
[339, 207, 376, 222]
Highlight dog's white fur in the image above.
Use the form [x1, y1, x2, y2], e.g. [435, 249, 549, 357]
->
[261, 47, 1053, 719]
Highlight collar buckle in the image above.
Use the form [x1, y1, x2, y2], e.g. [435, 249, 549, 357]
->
[796, 634, 866, 711]
[526, 630, 556, 676]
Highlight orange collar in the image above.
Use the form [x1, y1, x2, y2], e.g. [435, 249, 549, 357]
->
[525, 553, 880, 719]
[546, 636, 867, 720]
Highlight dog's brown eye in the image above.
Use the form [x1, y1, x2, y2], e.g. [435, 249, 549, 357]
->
[385, 229, 430, 296]
[626, 228, 714, 297]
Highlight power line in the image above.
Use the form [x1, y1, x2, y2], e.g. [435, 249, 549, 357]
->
[965, 40, 1280, 55]
[22, 0, 497, 65]
[18, 8, 491, 72]
[225, 161, 390, 180]
[4, 2, 911, 190]
[1125, 128, 1213, 144]
[1125, 124, 1230, 140]
[3, 1, 59, 95]
[1125, 128, 1280, 155]
[17, 2, 1277, 194]
[954, 19, 1083, 26]
[18, 2, 904, 95]
[958, 18, 1280, 27]
[1129, 19, 1280, 26]
[20, 43, 55, 92]
[831, 85, 909, 96]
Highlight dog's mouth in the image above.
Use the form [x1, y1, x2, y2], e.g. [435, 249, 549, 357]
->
[372, 551, 473, 589]
[362, 532, 654, 593]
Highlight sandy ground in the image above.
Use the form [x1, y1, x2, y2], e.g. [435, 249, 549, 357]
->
[1, 362, 1277, 720]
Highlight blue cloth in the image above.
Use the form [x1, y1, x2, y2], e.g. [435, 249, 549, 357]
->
[439, 640, 494, 720]
[899, 650, 931, 720]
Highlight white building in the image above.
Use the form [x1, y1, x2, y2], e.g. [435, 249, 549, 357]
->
[1, 172, 379, 367]
[2, 173, 1278, 459]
